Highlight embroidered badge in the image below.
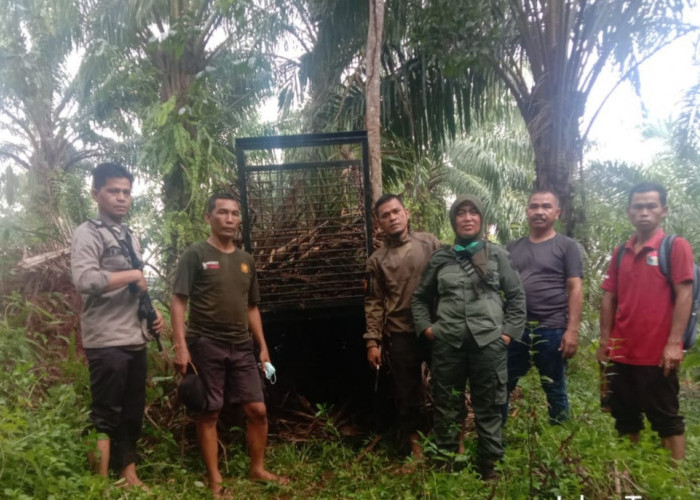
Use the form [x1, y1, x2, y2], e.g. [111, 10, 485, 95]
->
[240, 263, 249, 274]
[647, 251, 659, 266]
[202, 261, 220, 270]
[104, 246, 122, 257]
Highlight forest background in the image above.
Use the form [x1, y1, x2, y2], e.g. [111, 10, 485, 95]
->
[2, 0, 700, 498]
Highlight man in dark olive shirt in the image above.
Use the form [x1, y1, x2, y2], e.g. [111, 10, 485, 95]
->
[171, 193, 288, 496]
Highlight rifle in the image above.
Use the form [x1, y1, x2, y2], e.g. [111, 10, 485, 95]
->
[103, 223, 163, 351]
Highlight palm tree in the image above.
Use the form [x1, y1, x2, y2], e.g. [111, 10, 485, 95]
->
[284, 0, 494, 149]
[287, 0, 694, 235]
[0, 0, 98, 241]
[80, 0, 282, 272]
[442, 106, 534, 244]
[461, 0, 694, 232]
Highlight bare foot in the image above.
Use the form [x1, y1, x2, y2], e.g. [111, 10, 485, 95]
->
[115, 478, 150, 492]
[399, 461, 420, 474]
[210, 483, 234, 499]
[250, 469, 290, 485]
[409, 432, 423, 461]
[119, 463, 149, 491]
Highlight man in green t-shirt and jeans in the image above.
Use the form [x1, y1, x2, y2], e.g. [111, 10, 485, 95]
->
[171, 193, 288, 496]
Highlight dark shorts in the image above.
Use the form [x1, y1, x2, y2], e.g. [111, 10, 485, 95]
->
[187, 336, 264, 411]
[608, 362, 684, 438]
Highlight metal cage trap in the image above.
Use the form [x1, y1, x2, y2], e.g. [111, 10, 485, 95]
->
[236, 132, 372, 313]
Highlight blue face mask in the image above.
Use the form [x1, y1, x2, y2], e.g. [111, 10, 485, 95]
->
[263, 361, 276, 384]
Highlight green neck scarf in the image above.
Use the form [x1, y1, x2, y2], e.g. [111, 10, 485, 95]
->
[453, 238, 484, 256]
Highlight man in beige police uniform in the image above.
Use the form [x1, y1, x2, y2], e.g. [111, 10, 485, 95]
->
[71, 162, 163, 487]
[364, 194, 441, 459]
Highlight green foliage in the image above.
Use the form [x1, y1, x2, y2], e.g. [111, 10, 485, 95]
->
[502, 352, 699, 499]
[2, 297, 699, 499]
[293, 0, 497, 152]
[442, 109, 534, 244]
[0, 311, 101, 498]
[382, 138, 449, 237]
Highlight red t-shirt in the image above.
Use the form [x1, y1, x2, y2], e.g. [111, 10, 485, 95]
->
[601, 229, 694, 365]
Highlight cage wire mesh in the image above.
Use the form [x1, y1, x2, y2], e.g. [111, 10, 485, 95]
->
[239, 138, 371, 311]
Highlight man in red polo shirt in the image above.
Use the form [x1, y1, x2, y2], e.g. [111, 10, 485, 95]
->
[598, 182, 694, 461]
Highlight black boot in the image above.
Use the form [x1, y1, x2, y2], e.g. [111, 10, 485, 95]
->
[477, 459, 497, 481]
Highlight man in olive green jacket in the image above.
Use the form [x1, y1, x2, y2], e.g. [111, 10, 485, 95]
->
[412, 195, 526, 479]
[364, 194, 441, 459]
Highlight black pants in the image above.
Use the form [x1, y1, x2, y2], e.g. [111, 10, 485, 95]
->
[85, 347, 147, 470]
[385, 332, 430, 434]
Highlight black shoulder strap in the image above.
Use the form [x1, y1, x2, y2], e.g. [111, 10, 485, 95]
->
[614, 244, 625, 271]
[613, 243, 625, 293]
[657, 234, 675, 283]
[101, 222, 141, 270]
[88, 218, 124, 262]
[658, 234, 677, 301]
[617, 235, 677, 297]
[454, 244, 499, 294]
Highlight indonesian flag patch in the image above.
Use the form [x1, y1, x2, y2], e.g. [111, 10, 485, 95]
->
[202, 260, 220, 270]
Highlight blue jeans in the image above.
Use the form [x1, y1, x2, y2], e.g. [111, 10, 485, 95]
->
[503, 327, 569, 425]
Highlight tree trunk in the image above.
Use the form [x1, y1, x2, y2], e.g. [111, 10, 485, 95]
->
[524, 89, 584, 237]
[366, 0, 384, 205]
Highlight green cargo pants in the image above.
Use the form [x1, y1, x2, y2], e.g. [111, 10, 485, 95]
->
[430, 334, 508, 464]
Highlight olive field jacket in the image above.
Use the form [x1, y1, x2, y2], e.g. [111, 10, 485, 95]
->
[412, 243, 526, 349]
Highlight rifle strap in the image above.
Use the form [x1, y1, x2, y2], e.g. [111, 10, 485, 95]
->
[101, 222, 141, 270]
[454, 247, 500, 295]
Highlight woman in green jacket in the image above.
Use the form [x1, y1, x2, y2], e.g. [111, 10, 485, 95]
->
[412, 195, 526, 479]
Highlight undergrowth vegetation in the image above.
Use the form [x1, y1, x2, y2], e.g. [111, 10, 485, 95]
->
[1, 294, 700, 499]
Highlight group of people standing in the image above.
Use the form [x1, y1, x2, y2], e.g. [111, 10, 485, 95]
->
[365, 182, 692, 479]
[71, 161, 692, 494]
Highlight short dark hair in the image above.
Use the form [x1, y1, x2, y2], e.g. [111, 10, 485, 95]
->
[206, 192, 240, 214]
[628, 182, 667, 207]
[92, 162, 133, 190]
[374, 193, 404, 216]
[529, 190, 560, 207]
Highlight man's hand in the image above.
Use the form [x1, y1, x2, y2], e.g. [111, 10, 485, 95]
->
[174, 343, 191, 375]
[258, 346, 271, 366]
[501, 334, 511, 346]
[134, 271, 148, 293]
[559, 328, 578, 359]
[660, 342, 684, 376]
[596, 345, 609, 364]
[423, 327, 435, 341]
[152, 308, 165, 334]
[367, 346, 381, 368]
